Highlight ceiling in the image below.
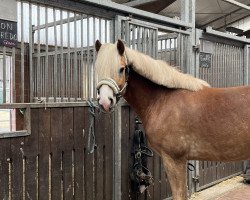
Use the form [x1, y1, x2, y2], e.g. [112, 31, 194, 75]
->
[112, 0, 250, 32]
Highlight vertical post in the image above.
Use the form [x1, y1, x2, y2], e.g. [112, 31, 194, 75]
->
[67, 11, 70, 100]
[73, 13, 77, 100]
[45, 7, 49, 101]
[195, 29, 203, 78]
[182, 0, 199, 194]
[60, 10, 64, 101]
[87, 16, 90, 99]
[181, 0, 196, 75]
[92, 17, 96, 99]
[187, 0, 196, 76]
[243, 45, 249, 85]
[3, 46, 6, 103]
[12, 47, 16, 103]
[21, 2, 24, 102]
[180, 0, 189, 24]
[37, 4, 41, 101]
[29, 3, 33, 103]
[113, 15, 122, 200]
[53, 8, 58, 101]
[80, 14, 84, 100]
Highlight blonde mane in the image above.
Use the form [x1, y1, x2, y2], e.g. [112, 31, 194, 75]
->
[125, 47, 210, 91]
[95, 42, 210, 91]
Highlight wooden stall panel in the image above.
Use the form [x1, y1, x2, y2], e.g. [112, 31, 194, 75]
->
[73, 107, 85, 199]
[121, 105, 172, 200]
[51, 108, 63, 199]
[0, 107, 114, 200]
[38, 108, 51, 200]
[0, 137, 10, 200]
[198, 161, 243, 191]
[24, 108, 39, 200]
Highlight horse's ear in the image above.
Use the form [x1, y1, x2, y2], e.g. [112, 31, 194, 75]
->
[117, 39, 125, 55]
[95, 40, 102, 52]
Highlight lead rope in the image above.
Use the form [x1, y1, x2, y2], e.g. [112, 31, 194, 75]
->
[87, 100, 99, 153]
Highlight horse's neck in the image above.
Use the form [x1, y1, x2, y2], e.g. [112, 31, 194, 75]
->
[123, 69, 169, 120]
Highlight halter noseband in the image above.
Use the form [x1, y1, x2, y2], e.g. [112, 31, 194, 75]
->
[96, 76, 128, 101]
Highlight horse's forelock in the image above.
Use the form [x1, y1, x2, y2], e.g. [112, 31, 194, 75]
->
[95, 43, 121, 81]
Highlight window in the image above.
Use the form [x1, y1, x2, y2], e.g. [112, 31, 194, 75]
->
[0, 53, 16, 132]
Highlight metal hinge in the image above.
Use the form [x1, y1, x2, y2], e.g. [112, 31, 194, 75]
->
[192, 176, 199, 183]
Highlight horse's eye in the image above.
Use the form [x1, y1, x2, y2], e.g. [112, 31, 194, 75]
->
[119, 67, 125, 74]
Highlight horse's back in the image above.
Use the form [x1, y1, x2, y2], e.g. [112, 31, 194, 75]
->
[186, 85, 250, 161]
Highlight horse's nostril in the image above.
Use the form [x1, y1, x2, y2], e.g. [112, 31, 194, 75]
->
[109, 97, 114, 106]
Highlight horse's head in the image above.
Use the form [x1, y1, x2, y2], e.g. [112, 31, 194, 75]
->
[95, 39, 129, 112]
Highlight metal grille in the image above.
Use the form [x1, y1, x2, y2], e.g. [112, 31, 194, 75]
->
[199, 40, 244, 87]
[120, 19, 158, 58]
[29, 5, 111, 102]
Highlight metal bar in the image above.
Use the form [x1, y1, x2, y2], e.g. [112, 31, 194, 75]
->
[221, 0, 250, 11]
[148, 29, 152, 56]
[105, 19, 108, 42]
[99, 18, 102, 42]
[154, 29, 158, 58]
[33, 13, 87, 31]
[0, 102, 89, 109]
[125, 21, 130, 46]
[53, 8, 58, 101]
[67, 11, 71, 99]
[21, 2, 25, 102]
[80, 14, 84, 99]
[12, 48, 16, 103]
[45, 6, 49, 101]
[181, 0, 189, 23]
[142, 27, 146, 53]
[80, 0, 191, 28]
[29, 3, 33, 102]
[26, 0, 191, 28]
[2, 46, 6, 103]
[60, 9, 65, 99]
[205, 27, 250, 44]
[170, 39, 172, 65]
[37, 4, 41, 100]
[32, 46, 94, 57]
[125, 17, 189, 35]
[74, 13, 78, 100]
[87, 16, 90, 98]
[124, 0, 159, 7]
[244, 45, 249, 85]
[132, 24, 136, 49]
[92, 17, 96, 99]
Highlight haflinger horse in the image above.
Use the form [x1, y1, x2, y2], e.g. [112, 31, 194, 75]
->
[94, 39, 250, 200]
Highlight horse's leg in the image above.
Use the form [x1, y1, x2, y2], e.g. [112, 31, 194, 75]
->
[162, 155, 187, 200]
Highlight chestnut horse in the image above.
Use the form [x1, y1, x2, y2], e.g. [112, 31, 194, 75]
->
[95, 39, 250, 200]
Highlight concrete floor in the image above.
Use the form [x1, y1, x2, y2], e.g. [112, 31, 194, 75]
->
[190, 176, 250, 200]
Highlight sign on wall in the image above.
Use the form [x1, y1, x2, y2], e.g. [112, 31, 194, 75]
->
[199, 52, 212, 68]
[0, 19, 17, 48]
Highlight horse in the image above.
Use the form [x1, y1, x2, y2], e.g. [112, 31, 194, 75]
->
[94, 39, 250, 200]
